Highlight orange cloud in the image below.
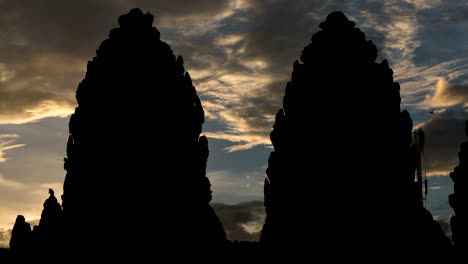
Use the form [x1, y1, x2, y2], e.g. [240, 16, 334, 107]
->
[425, 78, 468, 108]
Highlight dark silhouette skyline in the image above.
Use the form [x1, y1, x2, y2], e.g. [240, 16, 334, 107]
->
[0, 8, 465, 260]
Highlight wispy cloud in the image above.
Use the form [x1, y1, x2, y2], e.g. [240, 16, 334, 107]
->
[184, 31, 278, 151]
[194, 0, 468, 151]
[0, 0, 466, 152]
[355, 1, 468, 115]
[403, 0, 441, 9]
[0, 134, 25, 163]
[357, 1, 428, 108]
[0, 174, 24, 189]
[204, 131, 269, 152]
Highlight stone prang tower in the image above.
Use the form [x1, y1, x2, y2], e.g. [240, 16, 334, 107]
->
[260, 11, 449, 253]
[61, 8, 226, 257]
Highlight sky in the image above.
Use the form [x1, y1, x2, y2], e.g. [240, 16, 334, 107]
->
[0, 0, 468, 245]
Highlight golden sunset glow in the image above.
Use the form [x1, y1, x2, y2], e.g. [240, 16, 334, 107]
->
[0, 0, 467, 245]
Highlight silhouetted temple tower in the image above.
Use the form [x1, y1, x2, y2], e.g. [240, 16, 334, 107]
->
[260, 11, 448, 252]
[61, 8, 226, 256]
[449, 120, 468, 247]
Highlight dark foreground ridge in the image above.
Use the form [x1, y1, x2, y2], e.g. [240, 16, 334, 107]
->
[2, 9, 463, 260]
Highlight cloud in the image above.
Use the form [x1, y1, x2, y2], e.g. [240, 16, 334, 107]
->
[398, 58, 468, 111]
[0, 118, 69, 184]
[205, 132, 269, 152]
[422, 109, 468, 175]
[434, 215, 452, 242]
[186, 1, 386, 151]
[0, 0, 277, 150]
[0, 175, 24, 189]
[400, 0, 468, 111]
[212, 200, 265, 241]
[192, 0, 468, 150]
[208, 170, 264, 204]
[170, 31, 279, 151]
[1, 0, 466, 151]
[0, 228, 11, 248]
[346, 0, 436, 109]
[0, 0, 234, 124]
[311, 1, 468, 115]
[425, 79, 468, 108]
[425, 175, 453, 219]
[0, 134, 25, 163]
[414, 1, 468, 67]
[0, 3, 464, 252]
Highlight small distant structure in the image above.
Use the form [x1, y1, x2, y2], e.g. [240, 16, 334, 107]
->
[412, 128, 428, 204]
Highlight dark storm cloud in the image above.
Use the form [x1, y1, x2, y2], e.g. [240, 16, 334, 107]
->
[422, 109, 468, 174]
[241, 0, 323, 76]
[240, 0, 390, 76]
[121, 0, 231, 18]
[414, 1, 468, 67]
[212, 200, 265, 241]
[0, 0, 232, 123]
[236, 81, 284, 129]
[0, 1, 117, 57]
[0, 1, 119, 123]
[0, 0, 231, 57]
[0, 62, 79, 123]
